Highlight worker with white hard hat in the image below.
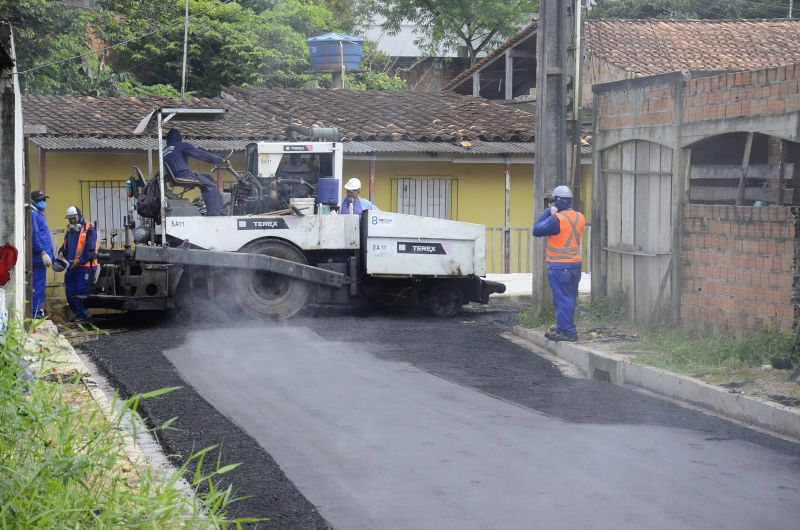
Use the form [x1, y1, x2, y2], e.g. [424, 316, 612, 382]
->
[57, 206, 97, 322]
[341, 177, 379, 215]
[532, 185, 585, 342]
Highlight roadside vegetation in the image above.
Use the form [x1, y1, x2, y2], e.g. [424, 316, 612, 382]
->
[520, 293, 800, 403]
[0, 318, 262, 529]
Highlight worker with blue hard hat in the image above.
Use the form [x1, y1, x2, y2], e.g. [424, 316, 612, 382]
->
[532, 185, 586, 342]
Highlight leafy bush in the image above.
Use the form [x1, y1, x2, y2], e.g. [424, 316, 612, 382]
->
[0, 318, 263, 528]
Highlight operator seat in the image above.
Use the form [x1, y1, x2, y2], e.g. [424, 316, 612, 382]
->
[163, 163, 202, 197]
[129, 166, 147, 197]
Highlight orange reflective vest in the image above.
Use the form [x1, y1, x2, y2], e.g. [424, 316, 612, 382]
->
[546, 210, 585, 263]
[65, 224, 99, 268]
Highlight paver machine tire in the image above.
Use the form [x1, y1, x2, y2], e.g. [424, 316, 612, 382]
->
[427, 282, 464, 318]
[233, 239, 311, 319]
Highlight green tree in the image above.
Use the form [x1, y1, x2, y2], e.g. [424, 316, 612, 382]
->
[1, 0, 98, 94]
[239, 0, 367, 30]
[1, 0, 182, 95]
[98, 0, 403, 96]
[589, 0, 795, 19]
[97, 0, 330, 96]
[367, 0, 539, 64]
[4, 0, 402, 95]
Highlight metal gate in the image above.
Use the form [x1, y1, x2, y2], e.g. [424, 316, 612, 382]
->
[393, 177, 457, 219]
[601, 140, 673, 321]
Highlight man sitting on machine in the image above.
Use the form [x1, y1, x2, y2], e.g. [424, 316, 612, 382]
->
[162, 128, 227, 216]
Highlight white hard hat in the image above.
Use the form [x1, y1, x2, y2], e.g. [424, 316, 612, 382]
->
[552, 185, 573, 199]
[51, 257, 70, 273]
[344, 177, 362, 191]
[65, 206, 79, 218]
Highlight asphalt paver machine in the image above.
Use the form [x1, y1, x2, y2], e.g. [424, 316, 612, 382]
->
[86, 107, 505, 318]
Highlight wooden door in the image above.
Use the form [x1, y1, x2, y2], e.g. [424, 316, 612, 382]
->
[602, 140, 673, 321]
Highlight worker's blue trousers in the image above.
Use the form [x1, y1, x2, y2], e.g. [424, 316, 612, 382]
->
[32, 263, 47, 318]
[180, 171, 223, 216]
[65, 266, 91, 320]
[548, 265, 581, 338]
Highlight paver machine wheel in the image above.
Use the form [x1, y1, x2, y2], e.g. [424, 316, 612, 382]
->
[427, 283, 464, 318]
[233, 239, 311, 319]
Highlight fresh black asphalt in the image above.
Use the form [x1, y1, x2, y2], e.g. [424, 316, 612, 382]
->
[79, 306, 800, 528]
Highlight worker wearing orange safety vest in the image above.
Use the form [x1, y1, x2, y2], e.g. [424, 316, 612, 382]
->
[58, 206, 97, 322]
[532, 185, 585, 342]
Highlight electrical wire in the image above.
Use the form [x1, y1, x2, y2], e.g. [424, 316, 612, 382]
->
[647, 19, 686, 74]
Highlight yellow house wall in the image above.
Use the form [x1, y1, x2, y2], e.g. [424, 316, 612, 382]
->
[342, 159, 535, 227]
[27, 143, 234, 231]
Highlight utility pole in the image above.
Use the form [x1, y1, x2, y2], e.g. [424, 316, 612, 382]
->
[790, 0, 794, 19]
[180, 0, 189, 100]
[532, 0, 577, 310]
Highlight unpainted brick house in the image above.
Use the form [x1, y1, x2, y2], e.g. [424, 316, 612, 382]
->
[447, 17, 800, 331]
[446, 19, 800, 109]
[592, 64, 800, 331]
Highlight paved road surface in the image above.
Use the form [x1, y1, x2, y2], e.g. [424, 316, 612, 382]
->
[83, 308, 800, 529]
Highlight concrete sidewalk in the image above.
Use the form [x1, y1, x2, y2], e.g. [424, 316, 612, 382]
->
[486, 272, 590, 306]
[513, 326, 800, 441]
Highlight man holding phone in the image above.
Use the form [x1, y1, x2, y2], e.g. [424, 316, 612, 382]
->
[532, 185, 585, 342]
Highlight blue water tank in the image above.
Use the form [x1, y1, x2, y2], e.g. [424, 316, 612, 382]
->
[307, 33, 364, 72]
[316, 177, 339, 206]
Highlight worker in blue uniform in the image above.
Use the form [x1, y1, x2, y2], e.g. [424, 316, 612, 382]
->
[341, 178, 379, 215]
[30, 190, 54, 318]
[162, 128, 226, 216]
[58, 206, 96, 322]
[533, 185, 586, 342]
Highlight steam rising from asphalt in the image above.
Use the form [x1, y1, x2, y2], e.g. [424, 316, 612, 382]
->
[175, 269, 310, 323]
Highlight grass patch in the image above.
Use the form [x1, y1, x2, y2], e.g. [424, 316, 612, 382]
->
[627, 326, 796, 378]
[577, 290, 628, 328]
[0, 317, 265, 529]
[519, 306, 555, 329]
[520, 291, 629, 330]
[520, 292, 800, 384]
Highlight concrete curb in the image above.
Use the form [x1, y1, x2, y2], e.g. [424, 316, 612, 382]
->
[26, 321, 196, 498]
[488, 294, 532, 307]
[513, 326, 800, 440]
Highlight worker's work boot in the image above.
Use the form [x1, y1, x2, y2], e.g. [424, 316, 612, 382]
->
[545, 331, 578, 342]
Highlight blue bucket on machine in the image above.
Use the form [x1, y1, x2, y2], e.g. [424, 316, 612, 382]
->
[316, 177, 339, 206]
[307, 33, 363, 72]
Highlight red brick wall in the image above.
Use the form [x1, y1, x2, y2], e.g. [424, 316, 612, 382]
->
[683, 65, 800, 123]
[596, 63, 800, 130]
[681, 205, 795, 332]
